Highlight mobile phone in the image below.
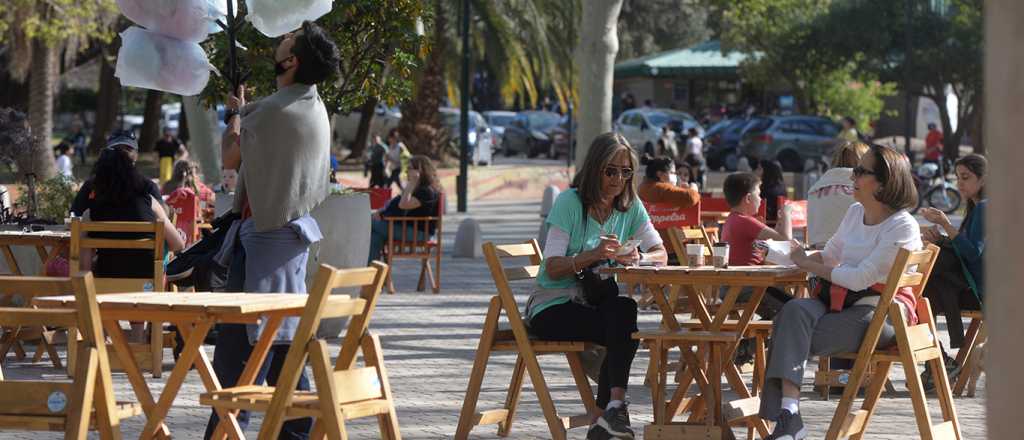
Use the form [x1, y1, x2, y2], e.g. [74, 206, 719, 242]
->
[615, 239, 642, 256]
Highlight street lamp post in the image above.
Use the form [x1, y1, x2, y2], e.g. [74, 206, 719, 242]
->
[457, 0, 470, 213]
[903, 0, 914, 160]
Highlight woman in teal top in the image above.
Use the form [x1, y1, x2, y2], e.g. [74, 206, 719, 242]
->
[920, 153, 987, 385]
[528, 132, 667, 440]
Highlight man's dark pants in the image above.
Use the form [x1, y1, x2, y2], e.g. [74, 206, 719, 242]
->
[203, 236, 311, 440]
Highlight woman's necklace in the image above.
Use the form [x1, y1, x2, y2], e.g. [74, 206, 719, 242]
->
[590, 203, 613, 225]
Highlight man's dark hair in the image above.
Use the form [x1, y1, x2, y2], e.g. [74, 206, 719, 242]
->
[723, 172, 761, 207]
[292, 21, 341, 85]
[643, 156, 673, 180]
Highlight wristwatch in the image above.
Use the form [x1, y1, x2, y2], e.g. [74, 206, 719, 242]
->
[223, 108, 240, 124]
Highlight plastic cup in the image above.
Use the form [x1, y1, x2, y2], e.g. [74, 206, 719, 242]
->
[712, 243, 730, 268]
[685, 243, 704, 267]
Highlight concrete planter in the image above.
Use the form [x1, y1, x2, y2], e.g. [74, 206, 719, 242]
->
[307, 192, 371, 338]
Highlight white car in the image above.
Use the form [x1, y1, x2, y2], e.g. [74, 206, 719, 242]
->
[614, 108, 704, 155]
[332, 103, 402, 147]
[482, 110, 516, 152]
[439, 107, 492, 166]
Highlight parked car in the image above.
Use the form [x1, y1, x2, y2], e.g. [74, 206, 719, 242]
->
[439, 107, 493, 165]
[501, 111, 570, 159]
[482, 110, 516, 150]
[704, 117, 766, 171]
[739, 115, 842, 172]
[332, 103, 402, 147]
[614, 108, 704, 155]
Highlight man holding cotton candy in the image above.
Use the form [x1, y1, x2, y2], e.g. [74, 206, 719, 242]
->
[206, 20, 340, 439]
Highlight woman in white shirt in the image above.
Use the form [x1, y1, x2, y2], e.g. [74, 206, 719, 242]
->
[806, 141, 869, 247]
[757, 144, 921, 439]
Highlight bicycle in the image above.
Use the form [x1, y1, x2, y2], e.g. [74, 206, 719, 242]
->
[912, 155, 961, 214]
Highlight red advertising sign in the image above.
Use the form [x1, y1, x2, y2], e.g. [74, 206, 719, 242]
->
[646, 202, 701, 229]
[166, 187, 199, 245]
[784, 198, 808, 229]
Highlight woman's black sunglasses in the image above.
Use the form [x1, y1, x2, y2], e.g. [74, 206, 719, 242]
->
[852, 165, 876, 177]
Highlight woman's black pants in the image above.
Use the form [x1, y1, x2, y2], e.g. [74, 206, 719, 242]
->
[529, 296, 640, 408]
[923, 246, 981, 349]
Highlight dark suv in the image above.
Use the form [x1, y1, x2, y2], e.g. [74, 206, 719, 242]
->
[739, 116, 842, 171]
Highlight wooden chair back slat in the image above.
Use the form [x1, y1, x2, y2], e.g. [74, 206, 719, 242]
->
[330, 367, 385, 404]
[494, 243, 541, 259]
[504, 265, 541, 282]
[0, 308, 78, 328]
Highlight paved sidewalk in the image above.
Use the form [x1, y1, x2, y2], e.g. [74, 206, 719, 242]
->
[1, 199, 985, 439]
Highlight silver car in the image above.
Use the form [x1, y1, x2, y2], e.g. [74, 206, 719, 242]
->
[614, 108, 704, 154]
[739, 116, 842, 172]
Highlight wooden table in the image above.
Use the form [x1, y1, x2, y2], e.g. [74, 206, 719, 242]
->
[607, 265, 807, 439]
[0, 229, 70, 275]
[34, 292, 367, 440]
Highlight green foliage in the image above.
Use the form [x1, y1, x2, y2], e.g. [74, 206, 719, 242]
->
[618, 0, 712, 61]
[17, 175, 76, 222]
[805, 63, 897, 133]
[0, 0, 116, 46]
[202, 0, 426, 115]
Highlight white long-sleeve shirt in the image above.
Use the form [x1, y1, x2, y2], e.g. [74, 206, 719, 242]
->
[821, 203, 922, 291]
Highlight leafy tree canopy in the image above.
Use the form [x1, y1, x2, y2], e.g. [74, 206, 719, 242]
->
[201, 0, 427, 115]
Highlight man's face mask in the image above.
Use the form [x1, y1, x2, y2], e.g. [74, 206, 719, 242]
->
[668, 173, 679, 186]
[273, 55, 295, 77]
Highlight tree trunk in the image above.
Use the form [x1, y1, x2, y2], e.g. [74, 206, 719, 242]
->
[24, 39, 58, 181]
[398, 0, 448, 159]
[969, 94, 983, 155]
[575, 0, 624, 169]
[181, 96, 221, 185]
[178, 97, 190, 144]
[138, 90, 163, 153]
[89, 51, 121, 155]
[349, 97, 378, 160]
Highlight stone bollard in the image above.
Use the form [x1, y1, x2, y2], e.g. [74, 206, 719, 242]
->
[537, 185, 560, 250]
[540, 185, 560, 217]
[453, 218, 483, 258]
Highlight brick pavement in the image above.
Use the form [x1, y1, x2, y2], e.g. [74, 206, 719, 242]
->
[1, 199, 985, 439]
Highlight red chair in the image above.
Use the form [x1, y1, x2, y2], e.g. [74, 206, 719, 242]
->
[700, 196, 766, 224]
[354, 187, 394, 210]
[165, 188, 200, 246]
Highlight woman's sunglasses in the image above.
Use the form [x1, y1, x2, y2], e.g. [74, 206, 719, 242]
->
[852, 166, 876, 177]
[604, 166, 633, 179]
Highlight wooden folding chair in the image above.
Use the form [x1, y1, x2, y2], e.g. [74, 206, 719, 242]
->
[0, 272, 142, 439]
[0, 282, 63, 369]
[382, 193, 444, 294]
[70, 218, 168, 378]
[952, 310, 985, 397]
[824, 244, 963, 439]
[456, 240, 598, 440]
[200, 262, 400, 440]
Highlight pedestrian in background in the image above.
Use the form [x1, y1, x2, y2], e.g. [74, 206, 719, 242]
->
[838, 116, 860, 143]
[385, 128, 410, 191]
[55, 143, 75, 179]
[65, 122, 88, 165]
[155, 127, 188, 184]
[367, 135, 389, 188]
[924, 122, 944, 166]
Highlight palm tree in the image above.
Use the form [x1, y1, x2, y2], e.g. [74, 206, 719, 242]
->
[399, 0, 580, 158]
[1, 1, 117, 180]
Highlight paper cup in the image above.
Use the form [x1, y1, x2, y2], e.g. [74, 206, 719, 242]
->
[685, 243, 704, 267]
[712, 243, 730, 268]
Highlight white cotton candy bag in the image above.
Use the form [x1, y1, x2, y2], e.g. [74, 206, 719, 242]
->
[244, 0, 332, 37]
[115, 27, 216, 96]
